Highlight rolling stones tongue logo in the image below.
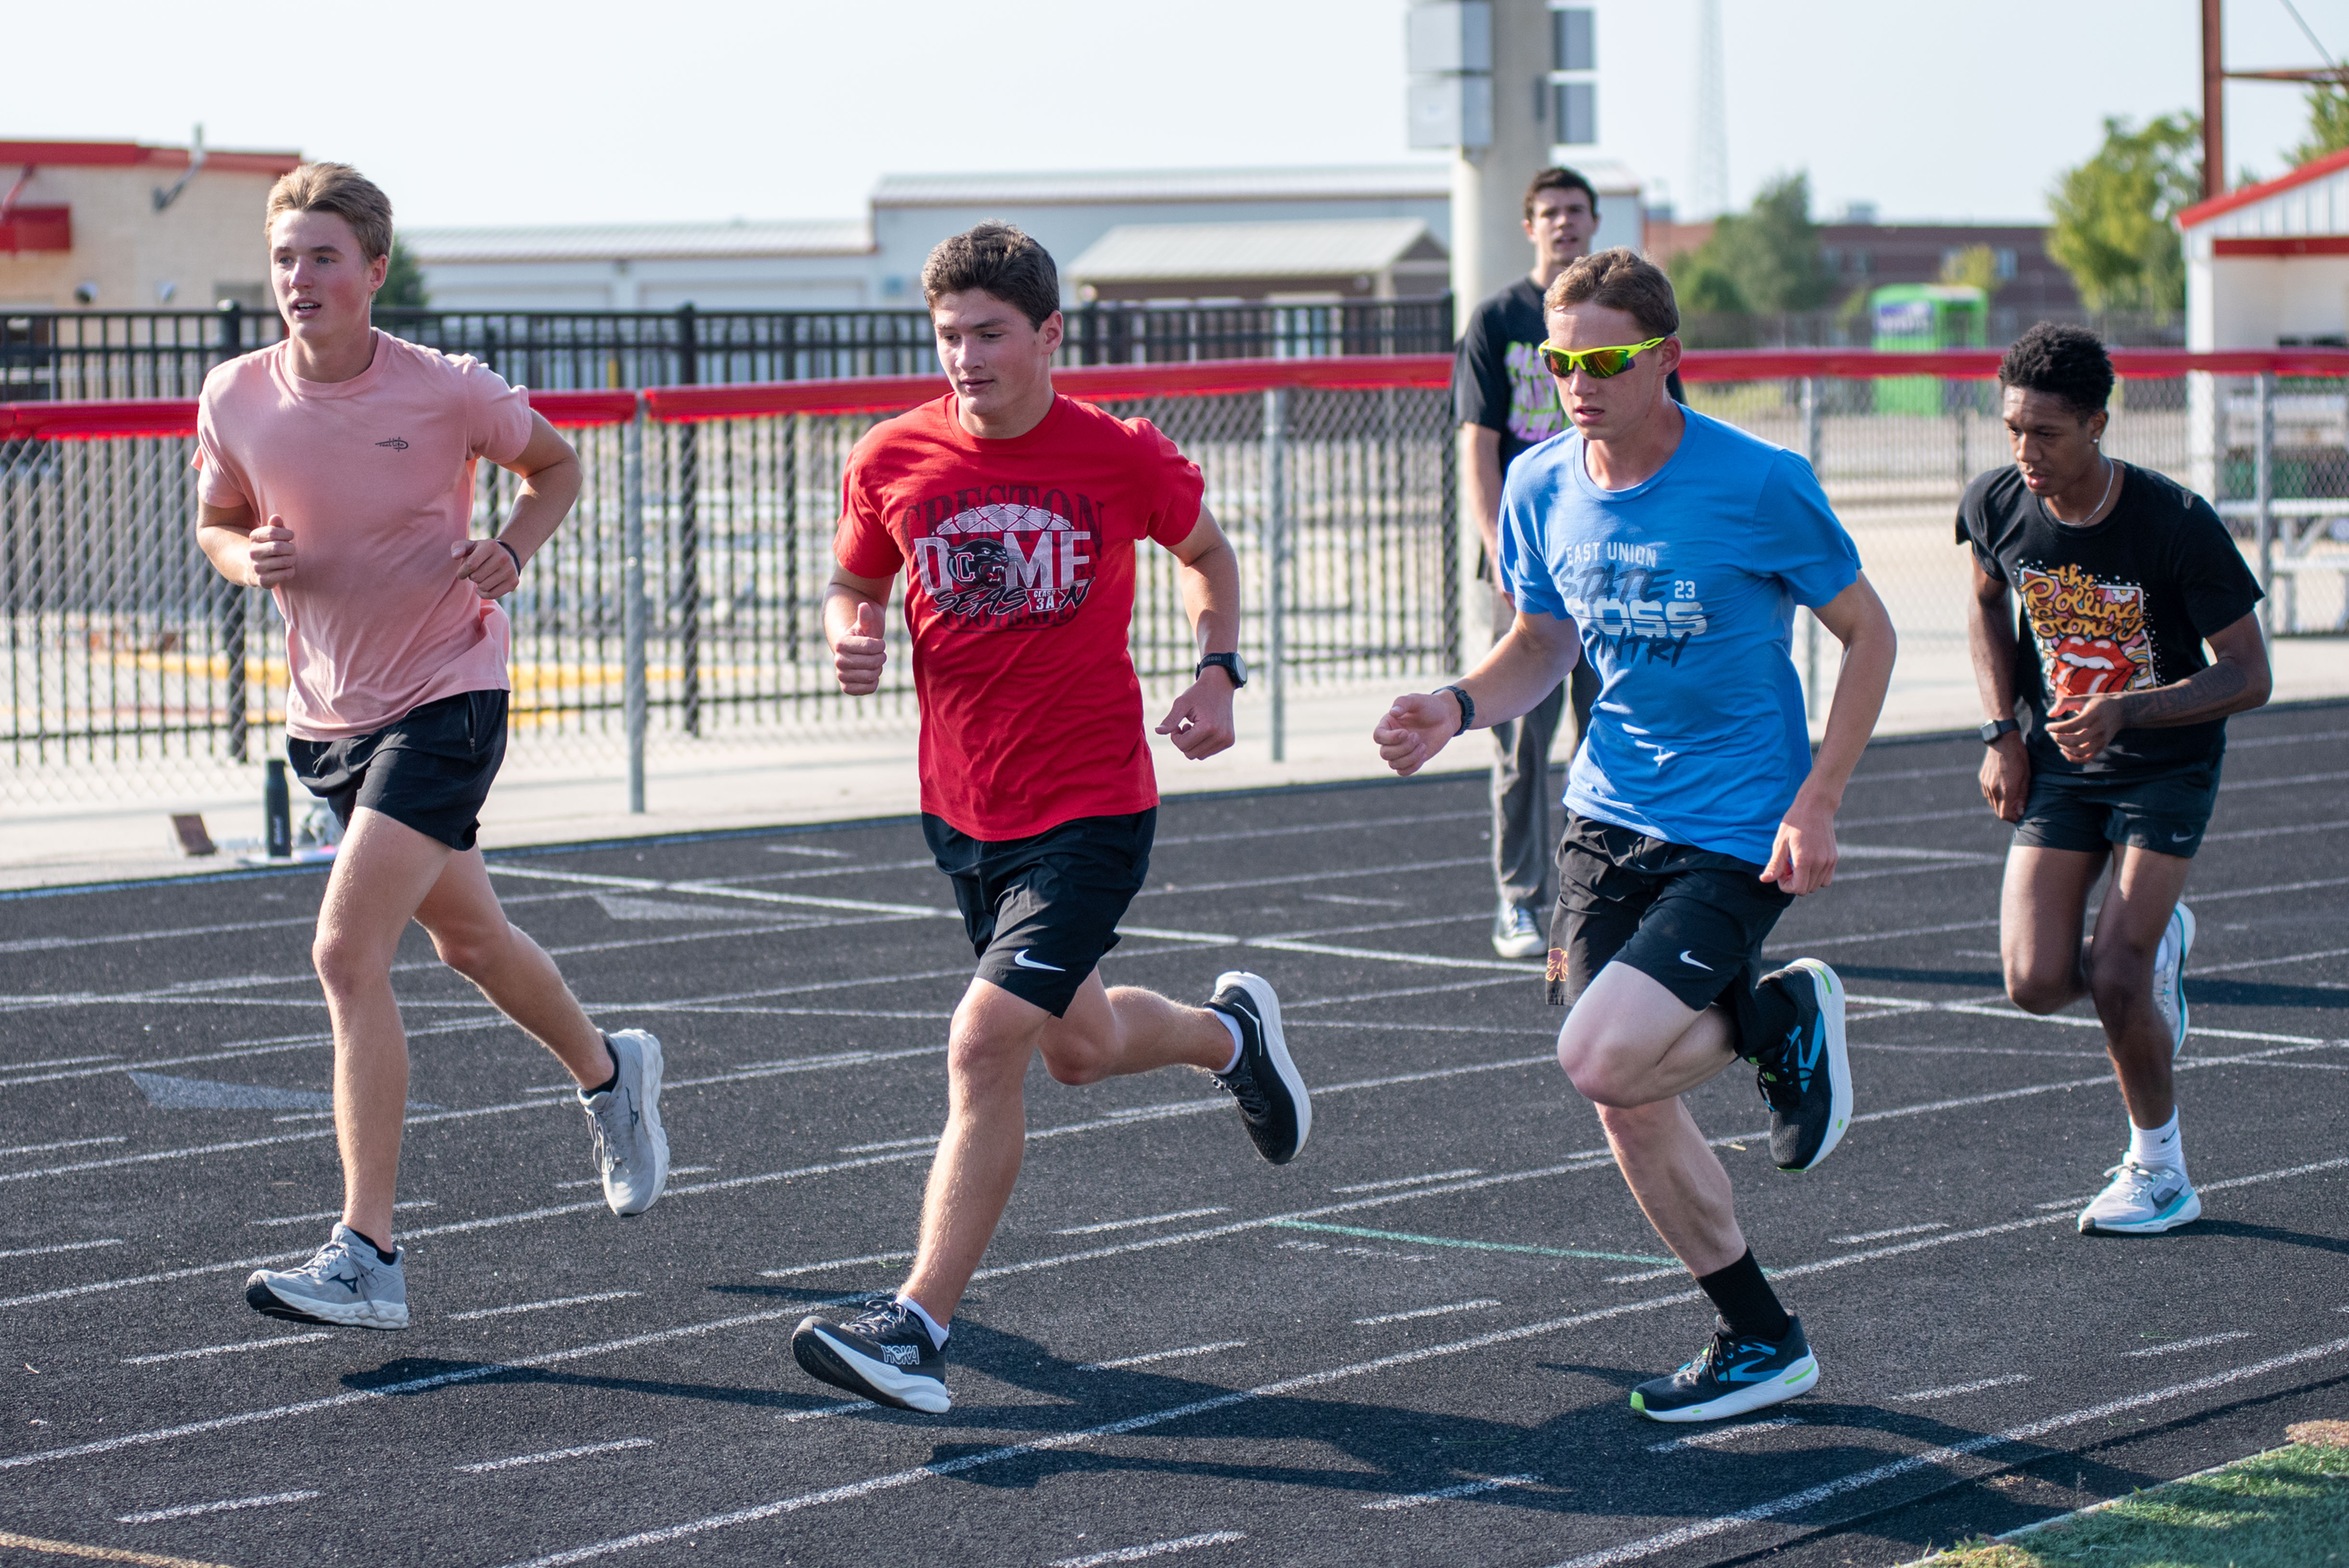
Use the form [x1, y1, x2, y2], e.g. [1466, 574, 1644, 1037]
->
[2015, 564, 2156, 711]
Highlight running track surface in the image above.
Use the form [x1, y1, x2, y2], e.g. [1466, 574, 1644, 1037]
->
[3, 706, 2346, 1568]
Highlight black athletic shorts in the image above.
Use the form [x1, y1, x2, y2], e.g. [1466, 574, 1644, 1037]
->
[2013, 759, 2222, 860]
[923, 809, 1155, 1018]
[286, 690, 507, 852]
[1546, 812, 1795, 1051]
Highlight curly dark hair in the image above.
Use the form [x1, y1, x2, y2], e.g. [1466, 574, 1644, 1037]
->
[1999, 322, 2113, 419]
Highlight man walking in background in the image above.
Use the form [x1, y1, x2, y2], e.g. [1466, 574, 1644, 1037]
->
[1963, 323, 2268, 1236]
[1457, 167, 1672, 959]
[196, 164, 669, 1332]
[793, 223, 1310, 1415]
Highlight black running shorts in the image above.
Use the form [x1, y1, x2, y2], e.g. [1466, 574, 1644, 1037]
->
[2013, 759, 2221, 860]
[1547, 812, 1795, 1046]
[287, 690, 507, 852]
[923, 809, 1155, 1018]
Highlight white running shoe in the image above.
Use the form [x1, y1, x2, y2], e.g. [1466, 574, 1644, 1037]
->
[1492, 900, 1547, 960]
[245, 1223, 409, 1329]
[2151, 903, 2195, 1058]
[2078, 1158, 2201, 1235]
[581, 1029, 669, 1216]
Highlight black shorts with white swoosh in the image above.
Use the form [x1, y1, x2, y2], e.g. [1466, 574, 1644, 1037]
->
[2011, 757, 2221, 859]
[923, 810, 1155, 1017]
[1546, 813, 1794, 1046]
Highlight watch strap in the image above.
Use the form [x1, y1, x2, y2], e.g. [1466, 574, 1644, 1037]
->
[1439, 684, 1476, 735]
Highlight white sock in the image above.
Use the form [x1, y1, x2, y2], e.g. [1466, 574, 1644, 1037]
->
[893, 1292, 948, 1348]
[2129, 1111, 2184, 1173]
[1211, 1009, 1244, 1074]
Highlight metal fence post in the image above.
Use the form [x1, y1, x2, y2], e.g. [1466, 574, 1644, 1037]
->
[1801, 375, 1824, 726]
[2254, 369, 2276, 639]
[216, 299, 249, 761]
[674, 303, 702, 736]
[1262, 386, 1289, 763]
[623, 402, 649, 813]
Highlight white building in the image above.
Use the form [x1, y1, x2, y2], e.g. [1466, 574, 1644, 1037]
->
[402, 219, 874, 312]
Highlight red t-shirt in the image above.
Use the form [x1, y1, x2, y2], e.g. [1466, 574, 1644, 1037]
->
[835, 393, 1205, 841]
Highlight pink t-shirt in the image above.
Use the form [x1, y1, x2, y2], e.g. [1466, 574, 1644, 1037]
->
[194, 331, 532, 740]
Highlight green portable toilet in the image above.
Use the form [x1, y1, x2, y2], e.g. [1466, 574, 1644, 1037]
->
[1871, 283, 1988, 415]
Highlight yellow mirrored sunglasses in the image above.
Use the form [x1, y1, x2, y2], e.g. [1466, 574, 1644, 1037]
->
[1537, 336, 1669, 379]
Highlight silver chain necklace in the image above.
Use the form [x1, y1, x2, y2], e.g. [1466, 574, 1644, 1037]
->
[2040, 454, 2116, 526]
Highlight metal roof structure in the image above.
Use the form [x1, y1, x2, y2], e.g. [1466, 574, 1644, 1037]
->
[873, 165, 1454, 208]
[402, 219, 872, 264]
[1067, 218, 1445, 284]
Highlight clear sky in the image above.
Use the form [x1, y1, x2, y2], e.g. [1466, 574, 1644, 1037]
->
[7, 0, 2347, 229]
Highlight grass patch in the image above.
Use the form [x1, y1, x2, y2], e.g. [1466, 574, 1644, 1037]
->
[1914, 1427, 2349, 1568]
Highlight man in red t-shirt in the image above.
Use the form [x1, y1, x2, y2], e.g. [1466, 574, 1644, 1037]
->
[790, 224, 1312, 1414]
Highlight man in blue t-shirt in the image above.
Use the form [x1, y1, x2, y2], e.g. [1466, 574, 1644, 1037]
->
[1375, 249, 1897, 1425]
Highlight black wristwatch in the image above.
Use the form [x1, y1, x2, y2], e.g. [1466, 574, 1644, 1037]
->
[1979, 718, 2020, 745]
[1197, 651, 1248, 689]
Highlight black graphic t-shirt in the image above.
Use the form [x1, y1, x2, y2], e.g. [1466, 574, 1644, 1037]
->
[1956, 463, 2262, 776]
[1454, 278, 1564, 477]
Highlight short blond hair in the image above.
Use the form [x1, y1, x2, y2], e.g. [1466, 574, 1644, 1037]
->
[1545, 247, 1679, 339]
[265, 163, 393, 263]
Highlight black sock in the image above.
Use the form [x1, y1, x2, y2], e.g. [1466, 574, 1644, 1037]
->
[583, 1034, 620, 1097]
[1695, 1248, 1791, 1341]
[351, 1230, 396, 1264]
[1743, 973, 1800, 1064]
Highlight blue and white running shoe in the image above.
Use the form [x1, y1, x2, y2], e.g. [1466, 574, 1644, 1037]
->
[1631, 1317, 1819, 1423]
[2151, 903, 2195, 1058]
[2078, 1158, 2201, 1235]
[1754, 959, 1851, 1173]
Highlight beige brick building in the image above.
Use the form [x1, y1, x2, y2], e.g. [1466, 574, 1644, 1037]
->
[0, 137, 301, 312]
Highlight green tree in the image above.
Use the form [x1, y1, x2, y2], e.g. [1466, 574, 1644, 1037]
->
[380, 235, 429, 309]
[1671, 172, 1832, 317]
[2287, 72, 2349, 166]
[1939, 243, 2000, 298]
[2047, 113, 2200, 318]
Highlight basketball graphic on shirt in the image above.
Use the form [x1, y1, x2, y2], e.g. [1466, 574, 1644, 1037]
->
[908, 500, 1096, 631]
[2015, 563, 2156, 713]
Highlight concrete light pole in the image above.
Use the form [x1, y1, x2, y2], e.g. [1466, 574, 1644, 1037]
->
[1408, 0, 1556, 336]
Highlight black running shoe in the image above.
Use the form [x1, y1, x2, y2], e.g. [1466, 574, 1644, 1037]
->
[790, 1296, 950, 1413]
[1207, 970, 1309, 1164]
[1752, 959, 1851, 1173]
[1630, 1317, 1819, 1423]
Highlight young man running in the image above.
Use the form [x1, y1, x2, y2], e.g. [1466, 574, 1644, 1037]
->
[1377, 249, 1896, 1423]
[1457, 168, 1681, 958]
[1962, 323, 2268, 1236]
[195, 164, 669, 1331]
[791, 223, 1309, 1414]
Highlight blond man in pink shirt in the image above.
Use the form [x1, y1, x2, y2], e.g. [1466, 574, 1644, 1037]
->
[195, 164, 669, 1331]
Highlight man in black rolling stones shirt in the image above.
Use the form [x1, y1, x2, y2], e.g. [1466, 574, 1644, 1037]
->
[1960, 323, 2268, 1239]
[1455, 166, 1685, 960]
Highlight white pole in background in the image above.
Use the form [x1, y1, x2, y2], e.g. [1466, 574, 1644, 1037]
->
[623, 405, 649, 814]
[1263, 386, 1289, 763]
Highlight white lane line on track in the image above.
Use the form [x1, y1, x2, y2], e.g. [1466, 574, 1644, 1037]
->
[2125, 1330, 2254, 1358]
[1053, 1207, 1231, 1236]
[457, 1439, 655, 1474]
[1049, 1532, 1246, 1567]
[1647, 1418, 1803, 1454]
[1894, 1374, 2033, 1401]
[1353, 1298, 1501, 1326]
[1079, 1340, 1248, 1372]
[1139, 857, 1483, 898]
[0, 1055, 122, 1073]
[122, 1332, 332, 1366]
[447, 1291, 641, 1323]
[0, 1016, 499, 1089]
[1829, 1222, 1948, 1245]
[1362, 1473, 1539, 1509]
[0, 1237, 123, 1260]
[1288, 974, 1529, 1008]
[253, 1200, 434, 1228]
[15, 1148, 2349, 1489]
[487, 862, 953, 919]
[760, 1250, 917, 1280]
[835, 1134, 939, 1153]
[116, 1490, 321, 1524]
[1538, 1335, 2349, 1568]
[1331, 1169, 1483, 1194]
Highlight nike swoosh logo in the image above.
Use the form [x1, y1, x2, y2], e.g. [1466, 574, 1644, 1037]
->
[1012, 951, 1065, 972]
[1679, 950, 1713, 971]
[2170, 832, 2195, 843]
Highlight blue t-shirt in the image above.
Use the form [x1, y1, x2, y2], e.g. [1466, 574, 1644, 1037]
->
[1498, 407, 1861, 865]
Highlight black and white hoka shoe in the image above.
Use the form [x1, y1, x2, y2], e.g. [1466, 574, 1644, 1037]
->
[1630, 1317, 1819, 1423]
[1753, 959, 1852, 1173]
[1207, 971, 1309, 1164]
[791, 1296, 950, 1413]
